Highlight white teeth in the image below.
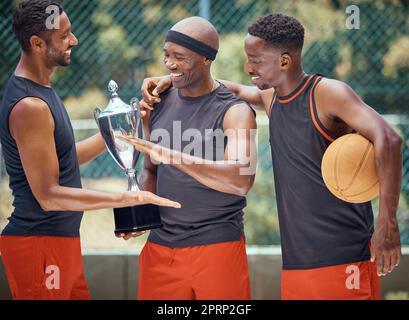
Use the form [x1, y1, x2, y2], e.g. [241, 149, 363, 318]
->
[251, 76, 260, 81]
[171, 73, 183, 77]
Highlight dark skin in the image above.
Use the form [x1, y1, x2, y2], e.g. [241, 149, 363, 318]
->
[163, 42, 214, 97]
[9, 12, 181, 228]
[141, 33, 403, 277]
[119, 17, 257, 240]
[164, 16, 219, 97]
[117, 100, 257, 196]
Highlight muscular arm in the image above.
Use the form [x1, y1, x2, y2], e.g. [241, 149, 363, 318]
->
[172, 104, 257, 196]
[119, 103, 257, 196]
[9, 98, 180, 212]
[140, 75, 273, 114]
[218, 80, 273, 113]
[75, 133, 106, 165]
[315, 79, 402, 275]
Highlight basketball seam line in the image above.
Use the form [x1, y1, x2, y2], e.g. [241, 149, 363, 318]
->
[338, 138, 378, 200]
[341, 139, 371, 192]
[333, 135, 349, 195]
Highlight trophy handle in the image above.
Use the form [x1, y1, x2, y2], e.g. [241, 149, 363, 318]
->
[130, 97, 142, 139]
[130, 97, 140, 110]
[93, 107, 102, 129]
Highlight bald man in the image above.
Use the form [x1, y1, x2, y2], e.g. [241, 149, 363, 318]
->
[118, 17, 257, 300]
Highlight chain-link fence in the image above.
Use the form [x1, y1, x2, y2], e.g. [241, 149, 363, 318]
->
[1, 0, 409, 106]
[0, 0, 409, 248]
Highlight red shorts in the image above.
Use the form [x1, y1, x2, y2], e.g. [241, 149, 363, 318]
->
[138, 238, 250, 300]
[0, 236, 90, 300]
[282, 260, 380, 300]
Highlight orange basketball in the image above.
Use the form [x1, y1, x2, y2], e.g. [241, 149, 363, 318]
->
[321, 134, 379, 203]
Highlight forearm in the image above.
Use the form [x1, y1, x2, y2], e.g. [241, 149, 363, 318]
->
[176, 162, 254, 196]
[374, 133, 403, 222]
[167, 150, 255, 196]
[218, 79, 243, 95]
[37, 186, 126, 212]
[370, 131, 402, 274]
[218, 79, 263, 109]
[76, 133, 106, 165]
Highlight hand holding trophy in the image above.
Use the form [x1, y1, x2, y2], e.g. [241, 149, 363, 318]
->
[94, 80, 170, 235]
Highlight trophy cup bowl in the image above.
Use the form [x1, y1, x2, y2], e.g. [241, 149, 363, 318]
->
[93, 80, 162, 234]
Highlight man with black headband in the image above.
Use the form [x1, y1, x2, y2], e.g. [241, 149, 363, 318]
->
[118, 17, 257, 300]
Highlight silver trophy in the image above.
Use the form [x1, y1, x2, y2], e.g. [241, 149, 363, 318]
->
[94, 80, 162, 233]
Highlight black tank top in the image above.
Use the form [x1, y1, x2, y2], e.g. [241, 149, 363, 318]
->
[269, 74, 374, 270]
[0, 74, 83, 237]
[148, 84, 255, 247]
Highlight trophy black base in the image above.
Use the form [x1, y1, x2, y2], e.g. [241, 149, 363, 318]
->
[113, 204, 162, 234]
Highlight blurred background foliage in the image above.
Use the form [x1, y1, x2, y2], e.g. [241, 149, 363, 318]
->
[0, 0, 408, 247]
[1, 0, 408, 111]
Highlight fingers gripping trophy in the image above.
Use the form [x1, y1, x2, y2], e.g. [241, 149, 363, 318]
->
[94, 80, 162, 234]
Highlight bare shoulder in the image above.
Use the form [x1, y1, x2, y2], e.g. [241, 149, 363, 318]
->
[315, 78, 372, 124]
[315, 78, 357, 104]
[11, 97, 51, 118]
[224, 102, 257, 129]
[10, 97, 54, 137]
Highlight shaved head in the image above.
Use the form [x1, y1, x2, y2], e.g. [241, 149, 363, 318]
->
[171, 16, 219, 50]
[163, 17, 219, 96]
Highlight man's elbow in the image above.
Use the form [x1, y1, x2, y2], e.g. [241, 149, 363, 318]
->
[384, 130, 403, 153]
[34, 189, 61, 212]
[235, 176, 255, 197]
[36, 197, 56, 212]
[390, 132, 403, 149]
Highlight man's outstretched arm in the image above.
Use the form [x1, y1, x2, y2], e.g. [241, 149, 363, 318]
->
[9, 97, 181, 212]
[172, 103, 257, 196]
[218, 79, 273, 112]
[140, 75, 273, 113]
[118, 103, 257, 196]
[75, 133, 106, 165]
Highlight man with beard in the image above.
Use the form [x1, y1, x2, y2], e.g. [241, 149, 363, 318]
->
[140, 13, 402, 299]
[0, 0, 180, 300]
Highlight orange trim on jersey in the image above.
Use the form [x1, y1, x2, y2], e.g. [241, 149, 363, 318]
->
[309, 77, 335, 142]
[278, 75, 313, 104]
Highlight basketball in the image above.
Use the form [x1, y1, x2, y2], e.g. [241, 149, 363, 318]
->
[321, 134, 379, 203]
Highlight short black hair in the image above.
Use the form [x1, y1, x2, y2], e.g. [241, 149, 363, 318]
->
[13, 0, 64, 52]
[248, 13, 304, 52]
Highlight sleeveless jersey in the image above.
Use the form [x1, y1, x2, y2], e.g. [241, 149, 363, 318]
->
[269, 74, 374, 269]
[0, 74, 83, 237]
